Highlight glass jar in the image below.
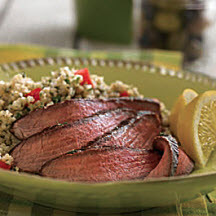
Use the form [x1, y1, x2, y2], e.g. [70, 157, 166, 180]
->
[139, 0, 209, 63]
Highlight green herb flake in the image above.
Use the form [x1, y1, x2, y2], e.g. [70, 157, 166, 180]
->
[67, 149, 78, 154]
[25, 107, 31, 112]
[52, 95, 61, 103]
[56, 121, 68, 126]
[65, 79, 70, 84]
[159, 132, 165, 136]
[75, 76, 81, 84]
[15, 113, 22, 119]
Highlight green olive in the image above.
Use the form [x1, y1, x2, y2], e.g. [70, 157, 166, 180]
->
[153, 11, 182, 32]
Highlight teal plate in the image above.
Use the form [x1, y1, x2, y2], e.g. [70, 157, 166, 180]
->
[0, 57, 216, 213]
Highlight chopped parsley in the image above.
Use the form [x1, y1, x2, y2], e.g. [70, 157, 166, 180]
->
[25, 107, 31, 112]
[56, 121, 68, 126]
[67, 149, 79, 154]
[52, 95, 61, 103]
[65, 79, 70, 84]
[15, 113, 22, 119]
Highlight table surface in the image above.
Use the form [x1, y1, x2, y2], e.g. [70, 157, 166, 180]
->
[0, 0, 215, 78]
[0, 2, 216, 215]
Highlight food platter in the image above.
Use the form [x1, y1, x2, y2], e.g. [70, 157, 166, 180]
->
[0, 57, 216, 213]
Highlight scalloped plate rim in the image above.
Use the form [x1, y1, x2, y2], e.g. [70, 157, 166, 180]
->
[0, 56, 216, 186]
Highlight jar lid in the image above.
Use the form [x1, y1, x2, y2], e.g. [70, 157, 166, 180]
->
[149, 0, 205, 10]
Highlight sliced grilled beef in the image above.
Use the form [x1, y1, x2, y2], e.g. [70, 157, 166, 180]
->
[147, 135, 179, 178]
[175, 148, 194, 176]
[11, 98, 160, 140]
[92, 111, 161, 150]
[40, 147, 161, 183]
[10, 109, 135, 173]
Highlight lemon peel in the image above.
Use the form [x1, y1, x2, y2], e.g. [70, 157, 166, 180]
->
[170, 89, 198, 137]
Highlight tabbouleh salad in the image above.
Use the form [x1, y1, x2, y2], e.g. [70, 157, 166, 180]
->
[0, 67, 170, 169]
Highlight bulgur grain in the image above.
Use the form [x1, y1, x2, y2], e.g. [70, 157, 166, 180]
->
[0, 67, 148, 165]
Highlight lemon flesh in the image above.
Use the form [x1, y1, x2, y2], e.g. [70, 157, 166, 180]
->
[198, 99, 216, 160]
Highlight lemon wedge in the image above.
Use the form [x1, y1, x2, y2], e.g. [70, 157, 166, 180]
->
[177, 90, 216, 168]
[170, 89, 198, 136]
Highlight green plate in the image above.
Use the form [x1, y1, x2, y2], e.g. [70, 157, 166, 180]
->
[0, 57, 216, 213]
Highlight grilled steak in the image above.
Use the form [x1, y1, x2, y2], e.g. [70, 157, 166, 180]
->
[92, 111, 161, 150]
[175, 148, 194, 176]
[40, 147, 161, 183]
[147, 135, 179, 178]
[11, 109, 136, 173]
[11, 98, 160, 140]
[10, 94, 194, 182]
[147, 136, 194, 178]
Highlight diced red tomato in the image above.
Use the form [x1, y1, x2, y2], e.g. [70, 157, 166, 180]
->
[0, 160, 11, 170]
[25, 88, 42, 104]
[74, 68, 94, 88]
[120, 91, 129, 97]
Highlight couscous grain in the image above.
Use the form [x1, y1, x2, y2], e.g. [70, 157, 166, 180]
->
[0, 67, 170, 167]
